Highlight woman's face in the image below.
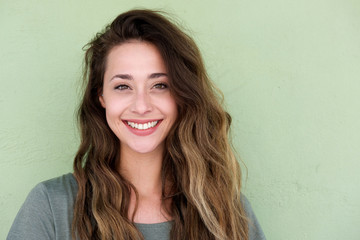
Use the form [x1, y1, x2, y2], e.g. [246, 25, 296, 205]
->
[99, 41, 177, 156]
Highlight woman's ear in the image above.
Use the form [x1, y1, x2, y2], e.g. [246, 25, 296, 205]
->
[99, 93, 106, 108]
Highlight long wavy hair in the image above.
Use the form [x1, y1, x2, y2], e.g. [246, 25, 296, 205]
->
[72, 9, 248, 240]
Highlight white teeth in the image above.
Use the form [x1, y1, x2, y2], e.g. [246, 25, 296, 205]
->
[126, 120, 159, 130]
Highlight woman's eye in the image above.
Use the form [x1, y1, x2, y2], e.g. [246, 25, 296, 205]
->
[153, 83, 168, 89]
[115, 84, 130, 90]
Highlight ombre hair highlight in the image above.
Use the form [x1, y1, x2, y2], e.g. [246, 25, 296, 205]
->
[72, 9, 248, 240]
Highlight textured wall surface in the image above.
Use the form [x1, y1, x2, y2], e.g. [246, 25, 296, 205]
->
[1, 0, 359, 239]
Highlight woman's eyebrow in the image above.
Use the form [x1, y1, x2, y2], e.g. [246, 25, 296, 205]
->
[148, 73, 168, 79]
[110, 74, 133, 81]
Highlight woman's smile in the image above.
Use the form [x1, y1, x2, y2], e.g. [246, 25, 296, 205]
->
[123, 119, 163, 136]
[124, 119, 160, 130]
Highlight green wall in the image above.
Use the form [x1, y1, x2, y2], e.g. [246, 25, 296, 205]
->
[1, 0, 359, 239]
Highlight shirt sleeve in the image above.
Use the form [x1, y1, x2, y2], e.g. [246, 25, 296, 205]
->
[7, 183, 56, 240]
[241, 194, 267, 240]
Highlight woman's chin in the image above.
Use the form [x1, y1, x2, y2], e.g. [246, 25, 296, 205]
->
[123, 142, 163, 155]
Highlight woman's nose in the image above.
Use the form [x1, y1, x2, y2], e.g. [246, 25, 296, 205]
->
[130, 91, 153, 114]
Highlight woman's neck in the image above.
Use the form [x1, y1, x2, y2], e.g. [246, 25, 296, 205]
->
[118, 144, 172, 223]
[118, 145, 163, 195]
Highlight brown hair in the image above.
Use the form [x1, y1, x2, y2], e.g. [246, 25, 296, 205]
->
[73, 9, 248, 240]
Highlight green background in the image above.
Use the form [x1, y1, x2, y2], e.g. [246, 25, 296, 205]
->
[1, 0, 359, 239]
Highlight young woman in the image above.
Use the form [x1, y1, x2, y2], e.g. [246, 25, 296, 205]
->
[8, 9, 266, 240]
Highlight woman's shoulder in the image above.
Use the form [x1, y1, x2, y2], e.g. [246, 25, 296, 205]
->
[19, 173, 78, 207]
[28, 173, 78, 208]
[7, 173, 77, 240]
[240, 194, 256, 218]
[37, 173, 78, 198]
[240, 194, 267, 240]
[32, 173, 78, 219]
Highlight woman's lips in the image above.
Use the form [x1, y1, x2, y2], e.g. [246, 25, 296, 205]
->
[122, 119, 162, 136]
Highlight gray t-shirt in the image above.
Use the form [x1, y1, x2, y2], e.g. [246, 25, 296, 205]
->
[7, 173, 266, 240]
